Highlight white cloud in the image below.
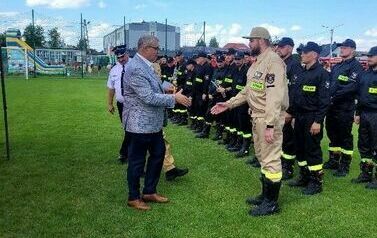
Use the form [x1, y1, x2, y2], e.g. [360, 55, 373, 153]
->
[134, 4, 147, 10]
[259, 23, 286, 37]
[98, 0, 106, 8]
[229, 23, 242, 35]
[290, 25, 301, 32]
[26, 0, 90, 9]
[365, 28, 377, 37]
[181, 22, 248, 47]
[88, 23, 113, 38]
[354, 38, 377, 51]
[88, 22, 117, 50]
[0, 11, 19, 17]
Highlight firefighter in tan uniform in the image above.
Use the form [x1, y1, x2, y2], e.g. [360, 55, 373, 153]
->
[211, 27, 288, 216]
[151, 63, 189, 181]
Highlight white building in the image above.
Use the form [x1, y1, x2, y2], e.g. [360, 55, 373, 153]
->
[103, 21, 180, 54]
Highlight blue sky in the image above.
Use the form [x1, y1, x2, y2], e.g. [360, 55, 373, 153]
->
[1, 0, 377, 51]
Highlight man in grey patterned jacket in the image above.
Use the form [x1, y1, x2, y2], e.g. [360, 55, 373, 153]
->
[123, 35, 191, 211]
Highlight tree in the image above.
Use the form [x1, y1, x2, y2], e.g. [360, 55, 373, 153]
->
[77, 38, 89, 52]
[0, 32, 5, 47]
[47, 27, 64, 48]
[196, 39, 206, 47]
[209, 37, 219, 48]
[23, 24, 45, 48]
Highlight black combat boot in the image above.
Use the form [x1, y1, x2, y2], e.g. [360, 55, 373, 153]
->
[236, 138, 252, 158]
[302, 170, 324, 195]
[173, 113, 182, 124]
[249, 178, 281, 217]
[288, 166, 309, 187]
[333, 154, 352, 177]
[323, 151, 340, 170]
[225, 132, 237, 150]
[351, 162, 374, 183]
[246, 175, 265, 206]
[212, 124, 224, 141]
[165, 167, 189, 181]
[189, 118, 197, 130]
[194, 120, 204, 133]
[177, 114, 188, 126]
[282, 158, 295, 180]
[246, 156, 261, 168]
[228, 135, 243, 152]
[366, 170, 377, 189]
[218, 130, 230, 145]
[170, 112, 179, 124]
[196, 123, 211, 138]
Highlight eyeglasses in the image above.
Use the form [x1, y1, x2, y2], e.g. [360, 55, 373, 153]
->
[148, 46, 160, 51]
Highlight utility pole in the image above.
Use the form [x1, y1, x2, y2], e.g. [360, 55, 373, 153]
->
[203, 21, 206, 44]
[330, 28, 334, 58]
[322, 24, 343, 58]
[123, 16, 126, 45]
[32, 9, 37, 78]
[0, 45, 10, 160]
[84, 20, 90, 53]
[80, 13, 84, 78]
[165, 18, 168, 56]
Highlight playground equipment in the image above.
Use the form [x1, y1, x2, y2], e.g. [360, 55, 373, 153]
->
[4, 28, 65, 76]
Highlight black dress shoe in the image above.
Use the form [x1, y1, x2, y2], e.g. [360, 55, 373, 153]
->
[166, 167, 189, 181]
[118, 155, 128, 164]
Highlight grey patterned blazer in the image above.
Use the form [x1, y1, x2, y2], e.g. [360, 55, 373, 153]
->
[122, 53, 175, 133]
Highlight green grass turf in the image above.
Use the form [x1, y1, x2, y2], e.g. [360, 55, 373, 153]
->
[0, 76, 376, 237]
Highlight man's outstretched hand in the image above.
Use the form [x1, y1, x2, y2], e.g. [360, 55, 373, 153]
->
[175, 89, 191, 107]
[210, 102, 229, 115]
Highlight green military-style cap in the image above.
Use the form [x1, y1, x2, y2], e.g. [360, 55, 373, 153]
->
[243, 27, 271, 41]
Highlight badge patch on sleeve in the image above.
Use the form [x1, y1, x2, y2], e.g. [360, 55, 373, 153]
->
[266, 74, 275, 84]
[253, 71, 263, 79]
[350, 72, 358, 80]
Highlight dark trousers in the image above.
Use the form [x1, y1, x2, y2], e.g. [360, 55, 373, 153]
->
[227, 109, 237, 130]
[236, 105, 252, 136]
[192, 93, 208, 119]
[208, 96, 227, 125]
[117, 102, 128, 157]
[358, 111, 377, 162]
[126, 130, 166, 200]
[282, 121, 296, 157]
[294, 113, 323, 168]
[325, 108, 354, 154]
[204, 99, 217, 123]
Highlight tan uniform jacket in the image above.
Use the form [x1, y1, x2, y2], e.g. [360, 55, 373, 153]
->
[227, 47, 289, 127]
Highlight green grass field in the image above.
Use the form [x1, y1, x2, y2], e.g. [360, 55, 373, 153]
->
[0, 76, 376, 238]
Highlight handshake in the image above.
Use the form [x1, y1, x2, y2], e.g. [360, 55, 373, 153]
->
[174, 89, 192, 107]
[165, 85, 191, 107]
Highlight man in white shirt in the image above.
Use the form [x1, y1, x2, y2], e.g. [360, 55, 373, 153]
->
[107, 45, 129, 164]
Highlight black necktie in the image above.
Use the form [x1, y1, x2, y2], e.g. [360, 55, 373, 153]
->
[121, 64, 125, 96]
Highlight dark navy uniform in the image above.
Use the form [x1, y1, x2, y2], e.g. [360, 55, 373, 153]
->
[161, 61, 175, 119]
[324, 56, 363, 175]
[281, 55, 303, 179]
[219, 63, 237, 145]
[183, 60, 196, 125]
[290, 60, 330, 194]
[172, 61, 189, 125]
[161, 62, 175, 83]
[197, 56, 227, 139]
[228, 62, 251, 156]
[191, 60, 213, 132]
[352, 61, 377, 187]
